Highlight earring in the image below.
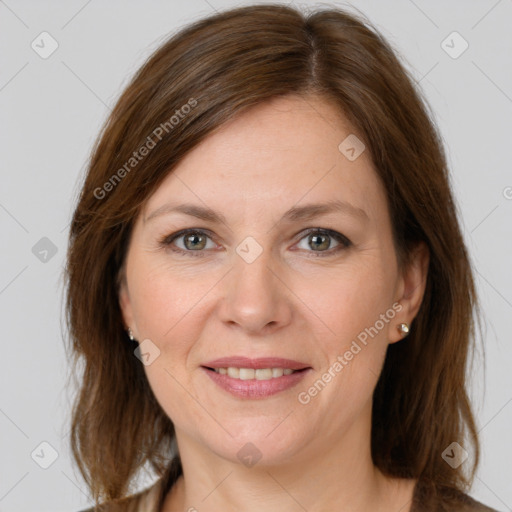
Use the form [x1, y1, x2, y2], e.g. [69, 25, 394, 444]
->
[127, 328, 135, 341]
[397, 323, 410, 336]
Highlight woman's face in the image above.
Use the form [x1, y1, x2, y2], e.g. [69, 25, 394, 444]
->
[119, 94, 426, 467]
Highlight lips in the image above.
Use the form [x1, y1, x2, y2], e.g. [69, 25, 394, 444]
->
[201, 356, 311, 371]
[202, 365, 312, 399]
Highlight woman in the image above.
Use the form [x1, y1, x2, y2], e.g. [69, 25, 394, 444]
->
[66, 4, 499, 511]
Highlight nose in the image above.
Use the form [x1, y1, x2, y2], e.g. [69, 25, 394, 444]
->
[218, 245, 293, 335]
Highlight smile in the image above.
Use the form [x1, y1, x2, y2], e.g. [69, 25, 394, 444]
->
[211, 367, 297, 380]
[202, 366, 311, 399]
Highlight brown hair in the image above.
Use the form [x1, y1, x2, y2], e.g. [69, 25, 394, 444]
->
[65, 2, 481, 504]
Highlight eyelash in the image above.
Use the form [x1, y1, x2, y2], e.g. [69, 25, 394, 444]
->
[159, 228, 352, 258]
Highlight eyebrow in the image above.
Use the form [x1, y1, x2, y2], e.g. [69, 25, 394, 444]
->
[144, 199, 369, 225]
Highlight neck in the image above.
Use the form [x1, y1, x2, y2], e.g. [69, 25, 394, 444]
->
[162, 404, 416, 512]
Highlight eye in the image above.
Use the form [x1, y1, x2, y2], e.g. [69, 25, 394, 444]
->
[294, 228, 352, 257]
[160, 229, 217, 257]
[159, 228, 352, 258]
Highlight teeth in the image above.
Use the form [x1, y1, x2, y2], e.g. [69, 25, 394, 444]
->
[213, 367, 297, 380]
[227, 367, 239, 378]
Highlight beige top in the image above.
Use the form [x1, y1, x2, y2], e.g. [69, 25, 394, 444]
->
[79, 460, 501, 512]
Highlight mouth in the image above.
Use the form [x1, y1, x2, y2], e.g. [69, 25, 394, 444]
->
[200, 363, 313, 399]
[201, 366, 310, 380]
[202, 356, 311, 371]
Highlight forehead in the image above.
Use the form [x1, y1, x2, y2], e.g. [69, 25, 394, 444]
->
[142, 94, 386, 224]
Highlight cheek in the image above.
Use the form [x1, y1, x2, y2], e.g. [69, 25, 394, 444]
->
[129, 248, 397, 358]
[128, 254, 208, 339]
[127, 257, 222, 393]
[302, 268, 396, 404]
[127, 263, 208, 421]
[296, 260, 396, 349]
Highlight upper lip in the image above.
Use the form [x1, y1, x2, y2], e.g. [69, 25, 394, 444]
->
[202, 356, 311, 370]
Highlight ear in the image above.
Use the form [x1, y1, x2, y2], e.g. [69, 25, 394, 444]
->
[389, 241, 430, 343]
[118, 268, 137, 338]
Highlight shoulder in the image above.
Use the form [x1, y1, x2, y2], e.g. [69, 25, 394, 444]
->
[77, 477, 162, 512]
[412, 479, 502, 512]
[439, 489, 502, 512]
[77, 455, 183, 512]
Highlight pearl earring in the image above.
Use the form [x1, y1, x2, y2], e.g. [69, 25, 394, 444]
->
[127, 328, 135, 341]
[397, 323, 410, 336]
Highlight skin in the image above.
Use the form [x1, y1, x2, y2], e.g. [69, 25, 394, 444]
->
[119, 94, 429, 512]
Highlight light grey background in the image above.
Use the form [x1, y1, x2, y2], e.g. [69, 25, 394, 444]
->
[0, 0, 511, 511]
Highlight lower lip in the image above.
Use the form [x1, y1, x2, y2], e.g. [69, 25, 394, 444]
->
[201, 367, 311, 399]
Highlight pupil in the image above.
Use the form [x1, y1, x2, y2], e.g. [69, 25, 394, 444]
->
[185, 233, 205, 250]
[311, 233, 329, 251]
